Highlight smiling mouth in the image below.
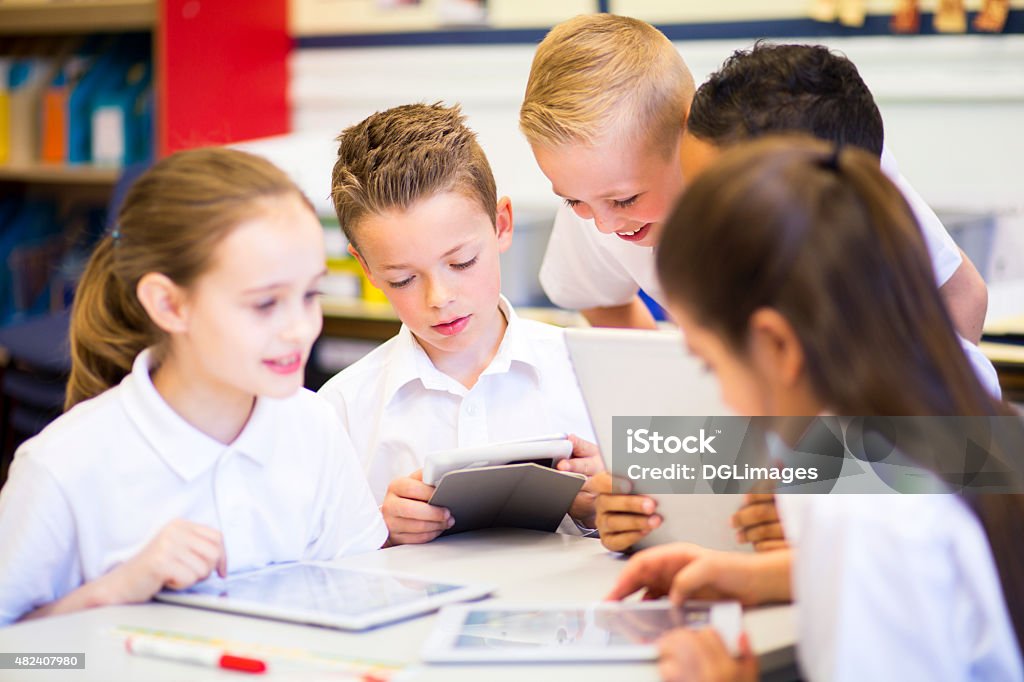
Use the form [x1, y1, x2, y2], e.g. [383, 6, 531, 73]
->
[432, 315, 471, 337]
[264, 353, 302, 375]
[616, 223, 652, 242]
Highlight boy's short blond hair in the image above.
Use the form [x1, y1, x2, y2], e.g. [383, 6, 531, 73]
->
[331, 102, 497, 246]
[519, 14, 695, 156]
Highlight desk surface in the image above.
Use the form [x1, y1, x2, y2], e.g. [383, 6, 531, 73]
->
[0, 529, 795, 681]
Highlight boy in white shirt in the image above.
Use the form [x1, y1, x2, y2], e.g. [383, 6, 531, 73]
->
[521, 28, 999, 552]
[520, 16, 988, 346]
[318, 103, 601, 545]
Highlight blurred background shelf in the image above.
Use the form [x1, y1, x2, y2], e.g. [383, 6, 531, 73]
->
[0, 163, 119, 184]
[0, 0, 155, 35]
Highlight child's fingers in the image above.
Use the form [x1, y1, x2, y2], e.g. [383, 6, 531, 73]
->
[184, 531, 226, 573]
[388, 475, 437, 502]
[163, 554, 207, 591]
[567, 433, 602, 460]
[390, 515, 452, 535]
[393, 529, 446, 545]
[731, 500, 779, 529]
[596, 493, 657, 517]
[740, 521, 784, 544]
[752, 539, 789, 553]
[667, 557, 719, 605]
[556, 455, 601, 476]
[742, 492, 775, 504]
[601, 511, 661, 535]
[386, 496, 450, 524]
[657, 629, 703, 681]
[180, 521, 224, 546]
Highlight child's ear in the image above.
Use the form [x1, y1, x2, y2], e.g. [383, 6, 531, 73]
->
[495, 196, 514, 254]
[348, 243, 379, 289]
[136, 273, 189, 335]
[748, 308, 806, 390]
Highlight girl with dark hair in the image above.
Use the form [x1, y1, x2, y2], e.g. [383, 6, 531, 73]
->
[607, 136, 1023, 681]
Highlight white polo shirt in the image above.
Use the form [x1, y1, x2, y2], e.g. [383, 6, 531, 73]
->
[0, 349, 387, 625]
[539, 144, 962, 311]
[789, 493, 1022, 681]
[317, 296, 596, 503]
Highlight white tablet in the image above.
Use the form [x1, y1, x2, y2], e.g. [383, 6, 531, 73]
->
[155, 562, 495, 631]
[423, 434, 572, 486]
[421, 601, 742, 662]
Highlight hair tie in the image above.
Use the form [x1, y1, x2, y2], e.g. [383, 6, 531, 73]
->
[820, 143, 843, 172]
[110, 225, 122, 245]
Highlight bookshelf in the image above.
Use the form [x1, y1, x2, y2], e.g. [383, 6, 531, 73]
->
[0, 0, 290, 324]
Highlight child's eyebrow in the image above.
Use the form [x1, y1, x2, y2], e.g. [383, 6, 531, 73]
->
[381, 241, 472, 271]
[551, 185, 639, 201]
[242, 268, 328, 293]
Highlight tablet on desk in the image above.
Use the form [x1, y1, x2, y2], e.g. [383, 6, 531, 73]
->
[422, 601, 742, 662]
[155, 562, 495, 631]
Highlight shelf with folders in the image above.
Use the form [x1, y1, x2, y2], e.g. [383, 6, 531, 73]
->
[0, 32, 155, 178]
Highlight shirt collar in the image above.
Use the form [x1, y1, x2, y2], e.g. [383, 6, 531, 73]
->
[381, 295, 542, 406]
[120, 348, 276, 481]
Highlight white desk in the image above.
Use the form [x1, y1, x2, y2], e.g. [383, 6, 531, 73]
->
[0, 529, 796, 681]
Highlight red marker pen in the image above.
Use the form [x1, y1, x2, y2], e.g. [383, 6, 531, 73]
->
[125, 636, 267, 674]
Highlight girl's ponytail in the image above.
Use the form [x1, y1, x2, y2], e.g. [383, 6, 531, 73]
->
[65, 235, 155, 409]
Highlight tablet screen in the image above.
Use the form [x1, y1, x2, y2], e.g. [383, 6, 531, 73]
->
[174, 564, 464, 617]
[451, 604, 712, 649]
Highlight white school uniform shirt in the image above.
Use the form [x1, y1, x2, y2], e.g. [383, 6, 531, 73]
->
[317, 296, 596, 504]
[0, 349, 387, 625]
[784, 493, 1022, 682]
[538, 144, 1001, 398]
[538, 143, 961, 311]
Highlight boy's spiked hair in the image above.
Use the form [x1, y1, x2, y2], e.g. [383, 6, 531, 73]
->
[331, 102, 497, 245]
[519, 14, 694, 156]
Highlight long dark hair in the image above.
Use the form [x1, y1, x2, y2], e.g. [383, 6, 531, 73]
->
[656, 135, 1024, 652]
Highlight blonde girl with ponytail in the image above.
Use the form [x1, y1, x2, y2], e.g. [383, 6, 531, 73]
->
[0, 148, 386, 625]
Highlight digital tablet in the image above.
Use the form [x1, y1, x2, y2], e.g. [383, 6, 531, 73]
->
[421, 601, 742, 662]
[423, 434, 572, 486]
[155, 562, 495, 631]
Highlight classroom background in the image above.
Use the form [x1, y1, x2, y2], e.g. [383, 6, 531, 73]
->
[1, 0, 1023, 478]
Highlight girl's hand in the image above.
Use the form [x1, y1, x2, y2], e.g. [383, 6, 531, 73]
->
[381, 470, 453, 545]
[103, 519, 226, 603]
[606, 543, 792, 607]
[658, 629, 758, 682]
[731, 493, 788, 552]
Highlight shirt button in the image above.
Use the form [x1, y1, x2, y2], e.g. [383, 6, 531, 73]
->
[466, 403, 477, 416]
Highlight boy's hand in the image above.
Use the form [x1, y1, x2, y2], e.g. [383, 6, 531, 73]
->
[731, 493, 788, 552]
[102, 519, 226, 603]
[557, 434, 606, 527]
[382, 470, 454, 545]
[593, 472, 661, 552]
[658, 629, 758, 682]
[556, 434, 605, 477]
